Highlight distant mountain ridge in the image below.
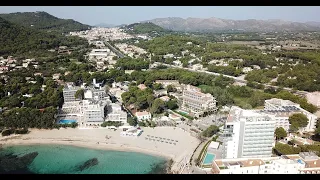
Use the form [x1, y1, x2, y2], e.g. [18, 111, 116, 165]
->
[0, 11, 91, 34]
[306, 21, 320, 28]
[144, 17, 320, 32]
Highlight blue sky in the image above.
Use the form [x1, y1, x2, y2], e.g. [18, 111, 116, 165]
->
[0, 6, 319, 26]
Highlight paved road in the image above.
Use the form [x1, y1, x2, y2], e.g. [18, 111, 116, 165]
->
[103, 40, 125, 58]
[188, 139, 211, 174]
[154, 62, 309, 96]
[193, 115, 226, 130]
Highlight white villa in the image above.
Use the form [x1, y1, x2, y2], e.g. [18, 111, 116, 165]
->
[135, 111, 152, 121]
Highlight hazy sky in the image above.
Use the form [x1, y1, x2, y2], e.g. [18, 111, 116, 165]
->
[0, 6, 319, 25]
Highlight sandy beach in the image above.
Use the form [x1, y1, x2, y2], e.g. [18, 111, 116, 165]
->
[0, 127, 200, 173]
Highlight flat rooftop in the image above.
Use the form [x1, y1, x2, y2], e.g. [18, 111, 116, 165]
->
[266, 98, 297, 106]
[216, 159, 265, 168]
[63, 85, 81, 91]
[282, 155, 301, 160]
[136, 111, 150, 116]
[274, 159, 297, 165]
[241, 109, 264, 117]
[227, 106, 271, 123]
[304, 159, 320, 168]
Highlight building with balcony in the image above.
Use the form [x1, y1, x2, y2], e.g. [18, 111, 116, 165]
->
[181, 85, 217, 117]
[63, 84, 82, 102]
[106, 103, 127, 124]
[220, 106, 276, 159]
[60, 79, 111, 127]
[81, 100, 109, 126]
[262, 98, 317, 132]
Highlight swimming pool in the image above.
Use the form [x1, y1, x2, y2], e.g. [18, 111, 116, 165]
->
[203, 153, 215, 165]
[59, 119, 77, 124]
[178, 110, 189, 115]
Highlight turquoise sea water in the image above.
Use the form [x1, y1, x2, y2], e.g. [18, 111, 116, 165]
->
[0, 144, 168, 174]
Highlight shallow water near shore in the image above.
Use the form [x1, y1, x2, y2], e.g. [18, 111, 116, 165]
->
[0, 144, 168, 174]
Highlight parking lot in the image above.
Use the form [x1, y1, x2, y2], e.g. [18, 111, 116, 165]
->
[193, 114, 227, 130]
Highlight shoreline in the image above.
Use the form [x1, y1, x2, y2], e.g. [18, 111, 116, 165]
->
[0, 127, 201, 173]
[1, 138, 175, 173]
[1, 139, 173, 161]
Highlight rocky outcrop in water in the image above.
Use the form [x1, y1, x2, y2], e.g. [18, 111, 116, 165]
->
[0, 152, 38, 173]
[77, 158, 99, 171]
[148, 159, 173, 174]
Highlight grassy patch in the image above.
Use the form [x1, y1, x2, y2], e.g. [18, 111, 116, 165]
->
[202, 164, 212, 168]
[254, 106, 265, 109]
[172, 110, 194, 120]
[233, 97, 251, 109]
[198, 85, 213, 92]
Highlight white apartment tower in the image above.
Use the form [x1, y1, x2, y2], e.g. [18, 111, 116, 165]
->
[221, 106, 276, 159]
[182, 85, 217, 116]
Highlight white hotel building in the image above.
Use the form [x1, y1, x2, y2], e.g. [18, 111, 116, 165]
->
[81, 100, 108, 126]
[106, 103, 127, 124]
[181, 85, 217, 117]
[220, 106, 276, 159]
[63, 83, 82, 102]
[88, 49, 111, 60]
[59, 79, 114, 126]
[262, 98, 317, 132]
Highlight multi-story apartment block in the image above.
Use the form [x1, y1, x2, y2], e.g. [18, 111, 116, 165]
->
[106, 103, 127, 123]
[93, 88, 107, 100]
[84, 87, 107, 101]
[63, 84, 82, 102]
[60, 79, 113, 127]
[211, 152, 320, 174]
[82, 79, 108, 101]
[81, 100, 109, 125]
[262, 98, 317, 132]
[181, 85, 217, 116]
[220, 106, 276, 159]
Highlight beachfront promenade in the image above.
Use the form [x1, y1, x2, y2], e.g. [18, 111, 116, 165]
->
[0, 127, 200, 173]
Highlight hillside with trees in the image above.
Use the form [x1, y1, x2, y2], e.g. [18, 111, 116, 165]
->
[0, 17, 88, 57]
[136, 34, 320, 92]
[0, 11, 91, 34]
[115, 57, 150, 70]
[123, 22, 169, 35]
